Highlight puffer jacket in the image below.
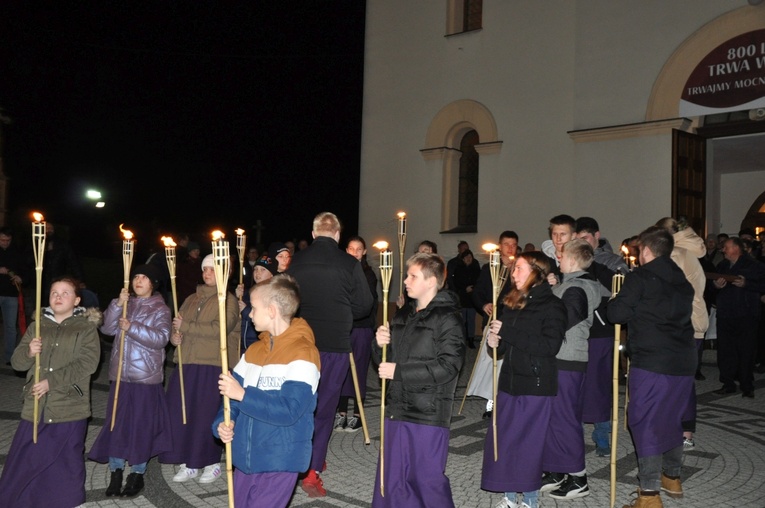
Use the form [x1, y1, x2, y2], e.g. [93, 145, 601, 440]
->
[12, 307, 101, 424]
[373, 290, 466, 428]
[101, 292, 171, 384]
[493, 282, 567, 396]
[174, 283, 240, 368]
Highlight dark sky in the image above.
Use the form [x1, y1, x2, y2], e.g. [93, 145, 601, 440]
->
[0, 2, 366, 257]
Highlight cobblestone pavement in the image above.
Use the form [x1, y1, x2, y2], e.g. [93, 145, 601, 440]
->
[1, 345, 763, 507]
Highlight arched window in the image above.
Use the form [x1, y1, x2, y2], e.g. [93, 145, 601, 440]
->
[421, 99, 502, 233]
[458, 130, 479, 227]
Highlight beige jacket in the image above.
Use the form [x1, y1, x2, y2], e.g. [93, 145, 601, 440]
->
[174, 284, 240, 367]
[671, 228, 709, 338]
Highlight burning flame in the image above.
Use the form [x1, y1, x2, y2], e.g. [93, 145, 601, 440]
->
[119, 224, 134, 241]
[212, 230, 225, 241]
[621, 245, 630, 256]
[32, 212, 44, 222]
[397, 212, 406, 219]
[234, 228, 245, 236]
[161, 236, 176, 247]
[373, 241, 389, 250]
[482, 243, 499, 252]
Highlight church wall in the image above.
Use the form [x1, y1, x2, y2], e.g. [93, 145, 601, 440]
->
[359, 1, 760, 290]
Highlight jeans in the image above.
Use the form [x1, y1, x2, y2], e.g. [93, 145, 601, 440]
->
[0, 295, 18, 363]
[592, 420, 611, 450]
[637, 445, 683, 492]
[109, 457, 147, 474]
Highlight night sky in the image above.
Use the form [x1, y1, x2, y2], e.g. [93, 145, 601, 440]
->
[0, 2, 366, 257]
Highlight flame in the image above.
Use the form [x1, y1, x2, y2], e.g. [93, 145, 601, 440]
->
[234, 228, 245, 236]
[161, 236, 176, 247]
[373, 241, 389, 250]
[397, 212, 406, 219]
[119, 224, 134, 241]
[482, 243, 499, 252]
[212, 230, 225, 241]
[621, 245, 630, 255]
[32, 212, 44, 222]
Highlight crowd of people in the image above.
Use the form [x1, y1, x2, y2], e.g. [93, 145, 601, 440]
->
[0, 211, 764, 508]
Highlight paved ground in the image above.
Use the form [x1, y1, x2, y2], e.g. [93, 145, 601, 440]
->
[1, 343, 763, 508]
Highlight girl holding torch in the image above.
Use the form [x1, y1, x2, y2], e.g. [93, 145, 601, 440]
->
[480, 252, 567, 508]
[0, 277, 101, 507]
[159, 254, 239, 484]
[87, 264, 173, 498]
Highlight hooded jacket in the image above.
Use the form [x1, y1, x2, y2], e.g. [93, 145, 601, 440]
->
[552, 271, 601, 370]
[670, 228, 709, 338]
[212, 317, 320, 474]
[607, 255, 696, 376]
[12, 307, 101, 423]
[101, 292, 171, 384]
[373, 290, 466, 428]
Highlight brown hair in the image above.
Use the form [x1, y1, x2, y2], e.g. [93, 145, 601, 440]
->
[407, 252, 446, 289]
[503, 252, 551, 310]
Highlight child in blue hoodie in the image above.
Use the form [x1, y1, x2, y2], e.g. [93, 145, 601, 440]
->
[214, 275, 320, 508]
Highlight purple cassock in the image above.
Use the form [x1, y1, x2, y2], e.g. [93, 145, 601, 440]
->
[233, 470, 298, 508]
[581, 336, 613, 423]
[159, 364, 223, 468]
[340, 327, 373, 399]
[542, 370, 586, 473]
[88, 382, 173, 465]
[0, 419, 88, 508]
[310, 351, 350, 471]
[482, 391, 552, 494]
[372, 419, 454, 508]
[627, 367, 693, 456]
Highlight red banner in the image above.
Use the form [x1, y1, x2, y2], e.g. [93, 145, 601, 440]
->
[679, 29, 765, 116]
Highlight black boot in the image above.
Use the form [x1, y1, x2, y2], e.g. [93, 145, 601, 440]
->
[105, 469, 123, 497]
[121, 472, 145, 498]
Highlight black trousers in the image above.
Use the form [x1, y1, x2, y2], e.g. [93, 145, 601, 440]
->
[716, 316, 758, 392]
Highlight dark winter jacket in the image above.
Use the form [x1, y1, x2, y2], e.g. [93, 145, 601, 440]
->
[714, 254, 765, 319]
[353, 258, 378, 330]
[373, 290, 466, 428]
[492, 282, 567, 396]
[288, 236, 374, 353]
[607, 255, 696, 376]
[101, 293, 171, 385]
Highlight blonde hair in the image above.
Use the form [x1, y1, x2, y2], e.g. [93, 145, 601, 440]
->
[312, 212, 341, 236]
[561, 238, 594, 269]
[251, 275, 300, 319]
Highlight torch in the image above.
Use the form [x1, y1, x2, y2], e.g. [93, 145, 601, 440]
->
[483, 243, 502, 461]
[235, 228, 246, 299]
[162, 236, 186, 425]
[609, 273, 624, 508]
[110, 225, 135, 431]
[373, 240, 393, 497]
[397, 212, 406, 298]
[212, 231, 235, 508]
[31, 212, 46, 443]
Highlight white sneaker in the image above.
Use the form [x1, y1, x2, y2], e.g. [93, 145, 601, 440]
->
[199, 463, 222, 483]
[173, 464, 199, 482]
[495, 497, 530, 508]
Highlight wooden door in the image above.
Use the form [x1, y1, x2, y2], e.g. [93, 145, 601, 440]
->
[672, 129, 706, 236]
